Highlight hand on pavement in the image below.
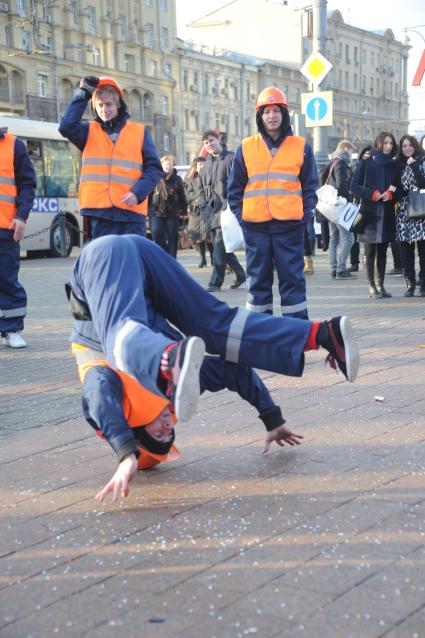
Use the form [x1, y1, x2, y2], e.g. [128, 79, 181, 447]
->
[262, 425, 304, 454]
[95, 454, 138, 502]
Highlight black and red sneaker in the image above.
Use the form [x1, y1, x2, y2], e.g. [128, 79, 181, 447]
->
[165, 337, 205, 421]
[318, 316, 359, 382]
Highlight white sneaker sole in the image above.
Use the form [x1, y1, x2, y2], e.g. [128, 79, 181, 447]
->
[339, 316, 359, 383]
[174, 337, 205, 422]
[1, 336, 26, 348]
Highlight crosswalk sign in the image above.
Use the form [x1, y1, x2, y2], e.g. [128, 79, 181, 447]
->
[301, 91, 333, 127]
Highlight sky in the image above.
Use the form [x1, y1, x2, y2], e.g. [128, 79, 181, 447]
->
[175, 0, 425, 131]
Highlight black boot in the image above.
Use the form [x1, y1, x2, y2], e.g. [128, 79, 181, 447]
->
[369, 284, 383, 299]
[197, 242, 207, 268]
[375, 278, 392, 298]
[404, 278, 416, 297]
[366, 250, 382, 298]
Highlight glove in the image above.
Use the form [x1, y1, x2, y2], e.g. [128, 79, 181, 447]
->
[371, 190, 382, 202]
[79, 76, 99, 99]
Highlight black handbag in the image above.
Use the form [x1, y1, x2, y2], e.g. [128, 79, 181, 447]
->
[407, 191, 425, 219]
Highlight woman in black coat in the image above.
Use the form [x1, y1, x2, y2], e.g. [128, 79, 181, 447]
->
[351, 132, 399, 299]
[151, 155, 187, 258]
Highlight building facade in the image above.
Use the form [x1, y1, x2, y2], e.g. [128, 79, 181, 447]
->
[0, 0, 178, 157]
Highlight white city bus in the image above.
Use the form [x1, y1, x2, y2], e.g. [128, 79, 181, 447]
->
[0, 116, 83, 257]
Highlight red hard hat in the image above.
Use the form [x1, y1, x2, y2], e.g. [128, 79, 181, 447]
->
[256, 87, 288, 110]
[137, 442, 180, 471]
[96, 76, 124, 100]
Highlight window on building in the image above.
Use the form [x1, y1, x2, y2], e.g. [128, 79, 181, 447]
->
[124, 54, 134, 73]
[164, 63, 172, 77]
[194, 111, 199, 130]
[184, 109, 189, 129]
[16, 0, 26, 17]
[22, 30, 32, 53]
[354, 46, 358, 64]
[93, 47, 100, 66]
[362, 75, 366, 92]
[215, 112, 220, 129]
[151, 60, 158, 78]
[159, 0, 167, 10]
[193, 71, 199, 90]
[370, 78, 374, 94]
[118, 15, 126, 39]
[295, 88, 300, 103]
[162, 95, 169, 115]
[163, 133, 170, 151]
[204, 74, 209, 95]
[145, 0, 152, 5]
[232, 81, 238, 100]
[338, 69, 342, 88]
[339, 42, 342, 57]
[160, 26, 169, 49]
[37, 72, 48, 97]
[345, 44, 350, 63]
[345, 71, 349, 88]
[362, 49, 366, 64]
[371, 51, 375, 67]
[87, 6, 96, 35]
[234, 114, 239, 135]
[5, 24, 13, 48]
[183, 70, 188, 90]
[145, 23, 154, 48]
[353, 74, 358, 90]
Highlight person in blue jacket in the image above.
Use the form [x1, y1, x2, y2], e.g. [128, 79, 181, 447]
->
[67, 234, 359, 502]
[59, 76, 163, 239]
[0, 127, 36, 349]
[227, 87, 319, 319]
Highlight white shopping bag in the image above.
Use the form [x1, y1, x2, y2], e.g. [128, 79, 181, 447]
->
[316, 184, 347, 224]
[221, 206, 245, 252]
[338, 202, 361, 231]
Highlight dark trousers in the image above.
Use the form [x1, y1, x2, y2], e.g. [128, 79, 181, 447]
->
[71, 236, 310, 390]
[89, 217, 146, 239]
[390, 241, 402, 270]
[208, 227, 246, 288]
[350, 232, 360, 266]
[0, 239, 26, 333]
[401, 240, 425, 282]
[151, 216, 180, 258]
[364, 242, 389, 284]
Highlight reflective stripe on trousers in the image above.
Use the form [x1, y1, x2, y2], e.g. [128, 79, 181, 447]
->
[0, 305, 26, 318]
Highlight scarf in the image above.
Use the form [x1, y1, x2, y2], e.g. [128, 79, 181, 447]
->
[372, 151, 396, 167]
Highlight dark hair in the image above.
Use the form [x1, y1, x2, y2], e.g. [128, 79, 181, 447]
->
[202, 129, 219, 141]
[359, 145, 372, 160]
[396, 135, 425, 163]
[256, 104, 290, 138]
[374, 131, 398, 155]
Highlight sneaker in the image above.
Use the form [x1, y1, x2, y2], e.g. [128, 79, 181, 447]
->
[331, 271, 336, 278]
[166, 337, 205, 422]
[207, 285, 221, 292]
[387, 268, 403, 276]
[318, 316, 359, 383]
[336, 270, 357, 279]
[1, 332, 27, 348]
[348, 264, 359, 272]
[230, 279, 246, 289]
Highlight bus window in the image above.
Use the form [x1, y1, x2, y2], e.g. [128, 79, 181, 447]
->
[26, 139, 44, 196]
[43, 139, 81, 198]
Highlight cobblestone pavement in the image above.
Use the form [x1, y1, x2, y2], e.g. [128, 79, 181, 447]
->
[1, 247, 425, 638]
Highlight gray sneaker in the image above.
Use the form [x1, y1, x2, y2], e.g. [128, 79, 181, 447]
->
[166, 337, 205, 422]
[336, 270, 357, 279]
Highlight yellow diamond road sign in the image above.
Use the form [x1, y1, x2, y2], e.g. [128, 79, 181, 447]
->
[300, 51, 332, 87]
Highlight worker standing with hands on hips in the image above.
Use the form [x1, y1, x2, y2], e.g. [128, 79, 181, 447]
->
[59, 76, 163, 239]
[228, 87, 319, 319]
[0, 126, 36, 349]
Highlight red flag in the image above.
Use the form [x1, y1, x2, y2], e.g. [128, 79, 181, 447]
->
[412, 50, 425, 86]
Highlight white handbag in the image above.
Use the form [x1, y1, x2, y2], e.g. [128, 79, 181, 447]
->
[221, 206, 245, 252]
[338, 202, 361, 231]
[316, 184, 347, 224]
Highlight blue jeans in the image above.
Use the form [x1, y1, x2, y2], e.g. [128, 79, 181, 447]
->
[329, 222, 354, 273]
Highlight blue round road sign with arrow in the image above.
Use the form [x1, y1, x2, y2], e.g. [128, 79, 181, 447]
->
[306, 97, 328, 123]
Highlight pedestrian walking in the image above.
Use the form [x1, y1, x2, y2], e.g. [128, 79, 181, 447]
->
[67, 234, 360, 501]
[349, 146, 372, 273]
[59, 76, 163, 239]
[228, 87, 319, 318]
[151, 155, 187, 258]
[0, 126, 36, 349]
[197, 130, 246, 292]
[185, 156, 213, 267]
[351, 131, 400, 299]
[396, 134, 425, 296]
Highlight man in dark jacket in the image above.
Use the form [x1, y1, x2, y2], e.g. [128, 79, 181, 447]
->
[0, 127, 36, 348]
[324, 140, 357, 279]
[197, 130, 246, 292]
[59, 76, 163, 239]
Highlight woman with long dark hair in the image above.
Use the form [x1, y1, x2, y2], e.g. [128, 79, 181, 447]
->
[396, 135, 425, 296]
[151, 155, 187, 258]
[351, 132, 399, 299]
[185, 156, 214, 267]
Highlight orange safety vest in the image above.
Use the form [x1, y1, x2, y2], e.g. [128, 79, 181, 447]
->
[71, 343, 170, 427]
[79, 121, 148, 215]
[0, 133, 17, 230]
[241, 134, 305, 222]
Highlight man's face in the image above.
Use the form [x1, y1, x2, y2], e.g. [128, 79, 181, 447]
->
[262, 105, 283, 135]
[144, 405, 174, 442]
[203, 135, 222, 156]
[94, 93, 119, 122]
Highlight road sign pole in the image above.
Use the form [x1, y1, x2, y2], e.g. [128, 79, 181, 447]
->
[312, 0, 329, 166]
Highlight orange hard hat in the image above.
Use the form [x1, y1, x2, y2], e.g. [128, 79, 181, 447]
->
[96, 77, 124, 100]
[256, 87, 288, 110]
[137, 442, 180, 471]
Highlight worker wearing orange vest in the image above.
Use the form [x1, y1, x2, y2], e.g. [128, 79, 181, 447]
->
[59, 76, 163, 239]
[0, 128, 36, 349]
[228, 87, 319, 319]
[67, 234, 359, 502]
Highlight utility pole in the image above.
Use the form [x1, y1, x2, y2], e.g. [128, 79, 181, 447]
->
[312, 0, 328, 165]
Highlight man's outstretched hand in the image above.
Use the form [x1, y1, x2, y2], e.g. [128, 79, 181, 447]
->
[262, 425, 304, 454]
[95, 453, 138, 502]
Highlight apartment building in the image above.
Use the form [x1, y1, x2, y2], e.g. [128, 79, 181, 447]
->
[0, 0, 178, 156]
